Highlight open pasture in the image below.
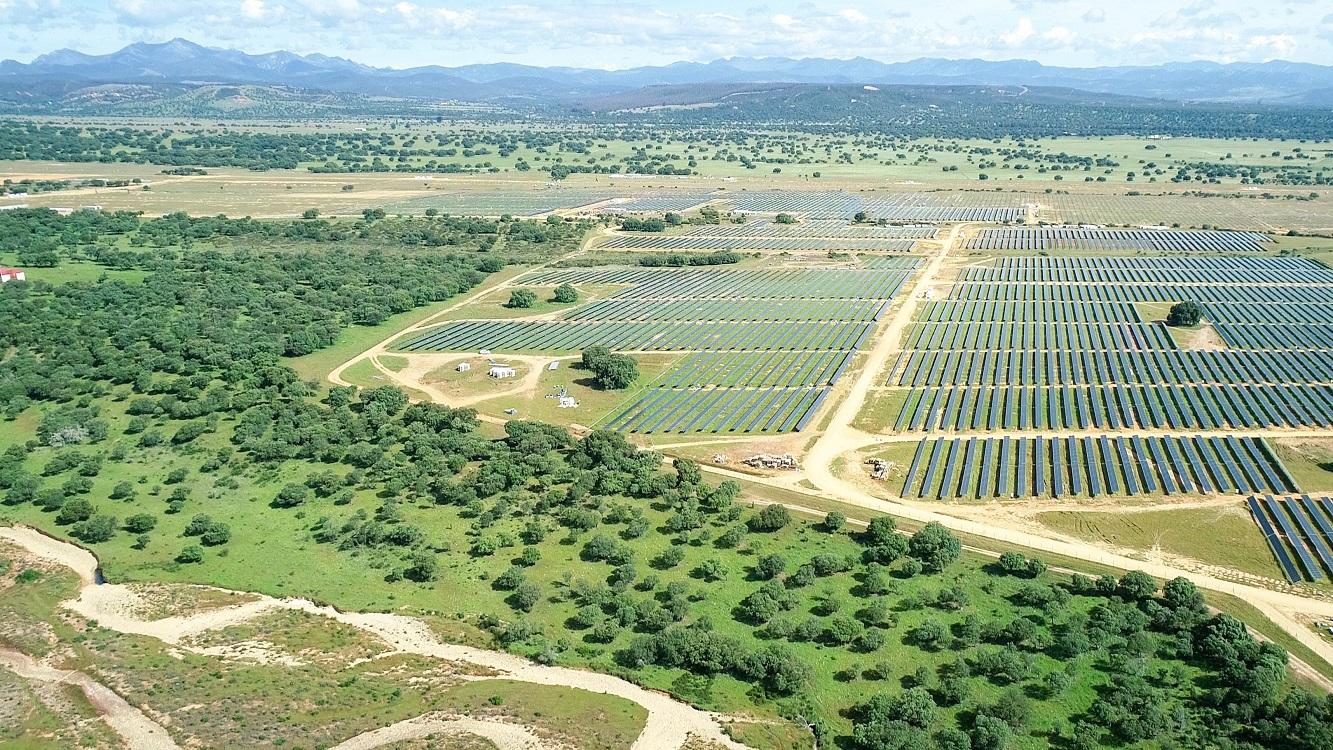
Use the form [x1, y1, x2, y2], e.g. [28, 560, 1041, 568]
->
[897, 434, 1296, 501]
[1036, 191, 1333, 232]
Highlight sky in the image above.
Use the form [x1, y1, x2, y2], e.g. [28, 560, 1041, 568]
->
[2, 0, 1332, 70]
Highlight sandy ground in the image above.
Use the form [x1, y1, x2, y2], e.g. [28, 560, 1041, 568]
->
[0, 647, 182, 750]
[0, 526, 752, 750]
[330, 714, 555, 750]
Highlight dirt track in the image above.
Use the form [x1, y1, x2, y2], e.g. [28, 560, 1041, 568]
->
[0, 647, 182, 749]
[330, 714, 555, 749]
[0, 526, 752, 750]
[780, 223, 1333, 690]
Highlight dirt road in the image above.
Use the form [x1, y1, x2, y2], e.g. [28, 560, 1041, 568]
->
[329, 714, 554, 750]
[0, 647, 182, 749]
[779, 222, 1333, 686]
[0, 525, 752, 750]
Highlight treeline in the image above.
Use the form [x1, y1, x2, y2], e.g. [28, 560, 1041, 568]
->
[609, 86, 1333, 140]
[0, 208, 589, 268]
[637, 251, 743, 267]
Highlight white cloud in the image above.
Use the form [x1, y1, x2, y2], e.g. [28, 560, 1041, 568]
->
[1042, 26, 1076, 44]
[8, 0, 1328, 69]
[1000, 17, 1035, 46]
[240, 0, 270, 20]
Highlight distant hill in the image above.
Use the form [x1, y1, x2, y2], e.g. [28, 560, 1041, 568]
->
[3, 38, 1333, 106]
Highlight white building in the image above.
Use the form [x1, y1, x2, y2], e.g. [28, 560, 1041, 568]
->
[456, 362, 471, 372]
[0, 267, 26, 283]
[547, 361, 559, 371]
[488, 365, 516, 379]
[557, 395, 579, 408]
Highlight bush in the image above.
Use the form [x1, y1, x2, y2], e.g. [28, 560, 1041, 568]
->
[123, 513, 157, 533]
[749, 504, 791, 532]
[908, 522, 961, 572]
[272, 483, 310, 508]
[506, 289, 538, 309]
[552, 283, 578, 304]
[1166, 300, 1203, 327]
[580, 347, 638, 389]
[176, 545, 204, 564]
[72, 514, 116, 543]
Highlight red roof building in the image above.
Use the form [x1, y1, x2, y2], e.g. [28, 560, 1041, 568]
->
[0, 267, 26, 283]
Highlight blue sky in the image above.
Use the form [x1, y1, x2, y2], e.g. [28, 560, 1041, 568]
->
[3, 0, 1332, 69]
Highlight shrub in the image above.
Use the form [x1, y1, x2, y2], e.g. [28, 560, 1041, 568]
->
[749, 504, 791, 532]
[176, 545, 204, 564]
[552, 283, 578, 303]
[506, 289, 538, 309]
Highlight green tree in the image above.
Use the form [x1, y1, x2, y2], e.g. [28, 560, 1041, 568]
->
[908, 522, 961, 572]
[1167, 300, 1203, 326]
[749, 504, 791, 531]
[123, 513, 157, 533]
[506, 289, 538, 309]
[552, 283, 578, 304]
[592, 353, 638, 390]
[176, 545, 204, 564]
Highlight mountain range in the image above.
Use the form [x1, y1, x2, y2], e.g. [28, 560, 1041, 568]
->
[3, 38, 1333, 108]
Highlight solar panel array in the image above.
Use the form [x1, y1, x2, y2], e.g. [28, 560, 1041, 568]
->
[601, 192, 720, 212]
[685, 220, 937, 239]
[899, 435, 1294, 501]
[397, 260, 920, 435]
[599, 235, 918, 252]
[726, 191, 1026, 222]
[966, 227, 1272, 253]
[881, 253, 1320, 499]
[1248, 496, 1333, 582]
[897, 384, 1333, 432]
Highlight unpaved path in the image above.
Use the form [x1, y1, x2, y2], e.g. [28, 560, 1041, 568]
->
[0, 526, 751, 750]
[380, 352, 563, 409]
[0, 647, 182, 750]
[330, 714, 553, 750]
[691, 469, 1333, 693]
[781, 222, 1333, 688]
